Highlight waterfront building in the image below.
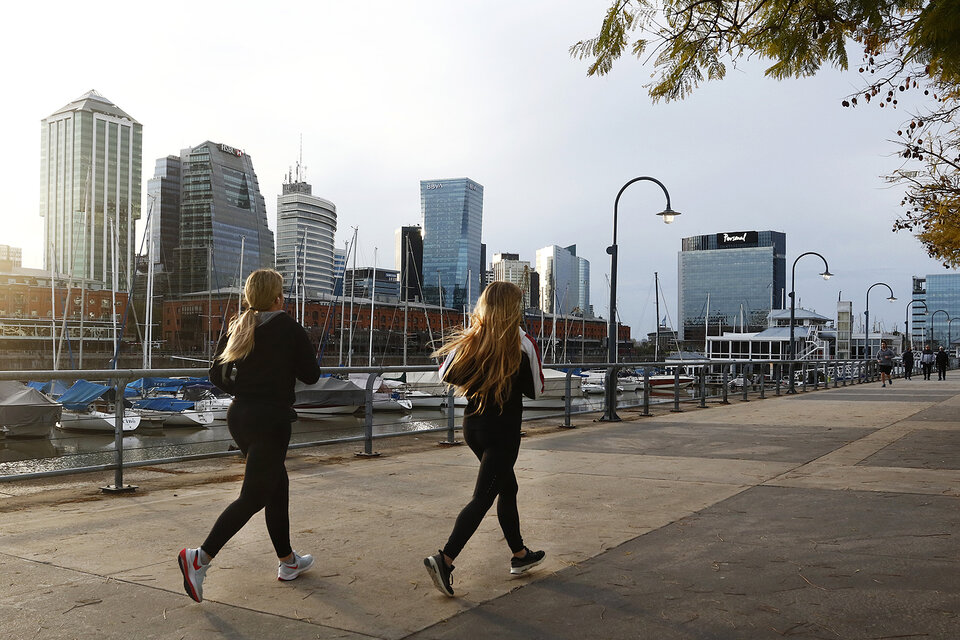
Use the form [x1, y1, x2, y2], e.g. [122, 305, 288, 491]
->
[155, 141, 274, 295]
[679, 230, 786, 342]
[836, 301, 853, 359]
[276, 165, 337, 298]
[0, 245, 22, 271]
[536, 245, 588, 315]
[705, 308, 834, 361]
[420, 178, 483, 310]
[912, 273, 960, 348]
[491, 252, 533, 308]
[395, 225, 424, 302]
[41, 90, 142, 289]
[344, 267, 401, 303]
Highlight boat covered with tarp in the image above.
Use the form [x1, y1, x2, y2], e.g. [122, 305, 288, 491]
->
[294, 377, 365, 417]
[0, 381, 63, 438]
[130, 397, 213, 427]
[57, 380, 140, 433]
[26, 380, 70, 398]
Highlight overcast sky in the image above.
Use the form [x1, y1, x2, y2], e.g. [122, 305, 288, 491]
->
[1, 0, 952, 337]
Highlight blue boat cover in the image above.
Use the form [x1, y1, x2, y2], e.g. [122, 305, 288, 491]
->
[27, 380, 70, 396]
[132, 397, 195, 411]
[58, 380, 111, 410]
[125, 377, 210, 397]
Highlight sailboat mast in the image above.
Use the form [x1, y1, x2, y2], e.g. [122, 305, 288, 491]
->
[347, 227, 358, 367]
[654, 271, 660, 362]
[369, 248, 377, 366]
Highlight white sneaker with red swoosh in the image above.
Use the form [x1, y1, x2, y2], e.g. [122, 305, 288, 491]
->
[177, 548, 209, 602]
[278, 551, 314, 581]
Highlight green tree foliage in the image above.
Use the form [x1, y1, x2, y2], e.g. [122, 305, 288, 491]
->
[572, 0, 960, 266]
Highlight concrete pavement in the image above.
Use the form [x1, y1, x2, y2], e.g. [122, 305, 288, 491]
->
[1, 376, 959, 639]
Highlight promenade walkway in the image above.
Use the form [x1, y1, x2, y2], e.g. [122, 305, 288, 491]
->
[2, 376, 959, 639]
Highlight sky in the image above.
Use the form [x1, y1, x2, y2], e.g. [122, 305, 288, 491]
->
[1, 0, 953, 338]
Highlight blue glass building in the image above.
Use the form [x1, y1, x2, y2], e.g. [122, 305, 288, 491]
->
[420, 178, 483, 310]
[912, 273, 960, 348]
[678, 231, 786, 341]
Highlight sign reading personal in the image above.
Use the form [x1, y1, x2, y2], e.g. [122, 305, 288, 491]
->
[716, 231, 758, 246]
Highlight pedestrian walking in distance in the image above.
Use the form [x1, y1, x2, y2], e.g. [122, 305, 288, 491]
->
[877, 341, 895, 388]
[936, 346, 949, 380]
[921, 345, 935, 380]
[178, 269, 321, 603]
[423, 281, 547, 597]
[902, 346, 914, 380]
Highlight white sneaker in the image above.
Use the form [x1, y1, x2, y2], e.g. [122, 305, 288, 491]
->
[178, 548, 209, 602]
[278, 551, 314, 581]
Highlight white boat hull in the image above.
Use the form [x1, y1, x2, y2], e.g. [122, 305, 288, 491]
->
[58, 411, 140, 433]
[295, 404, 360, 418]
[194, 397, 232, 421]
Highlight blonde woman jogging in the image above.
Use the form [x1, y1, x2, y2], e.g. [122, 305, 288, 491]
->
[423, 281, 547, 597]
[178, 269, 321, 603]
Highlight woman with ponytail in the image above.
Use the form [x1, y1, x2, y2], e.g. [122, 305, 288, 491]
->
[423, 281, 547, 597]
[178, 268, 321, 603]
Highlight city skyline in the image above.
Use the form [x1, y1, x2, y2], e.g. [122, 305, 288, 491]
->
[1, 1, 953, 336]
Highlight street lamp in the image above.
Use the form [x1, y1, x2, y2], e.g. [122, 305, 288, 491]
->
[787, 252, 832, 394]
[905, 299, 928, 351]
[602, 176, 680, 422]
[864, 282, 896, 360]
[931, 309, 951, 347]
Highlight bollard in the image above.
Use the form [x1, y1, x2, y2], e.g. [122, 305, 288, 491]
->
[560, 369, 575, 429]
[721, 367, 730, 404]
[438, 385, 462, 446]
[741, 363, 749, 402]
[102, 376, 136, 493]
[759, 363, 766, 399]
[356, 372, 382, 457]
[671, 366, 682, 412]
[642, 368, 651, 416]
[699, 365, 707, 408]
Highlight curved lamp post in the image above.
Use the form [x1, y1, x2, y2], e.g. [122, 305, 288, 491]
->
[930, 309, 951, 347]
[864, 282, 896, 360]
[905, 299, 928, 351]
[602, 176, 680, 422]
[787, 252, 832, 394]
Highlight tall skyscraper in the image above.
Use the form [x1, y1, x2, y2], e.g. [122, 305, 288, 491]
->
[276, 165, 337, 297]
[154, 141, 274, 295]
[911, 273, 960, 347]
[145, 155, 181, 273]
[491, 252, 533, 308]
[41, 90, 142, 288]
[536, 244, 587, 315]
[420, 178, 483, 310]
[678, 231, 786, 341]
[395, 225, 424, 302]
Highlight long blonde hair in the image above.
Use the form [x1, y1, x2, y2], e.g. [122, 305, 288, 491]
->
[433, 281, 524, 412]
[216, 268, 284, 363]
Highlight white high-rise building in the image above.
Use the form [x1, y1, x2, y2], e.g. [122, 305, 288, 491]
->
[40, 90, 142, 289]
[276, 166, 337, 298]
[536, 244, 589, 315]
[491, 252, 533, 308]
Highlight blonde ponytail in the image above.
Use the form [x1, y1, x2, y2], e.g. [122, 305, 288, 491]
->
[216, 269, 284, 363]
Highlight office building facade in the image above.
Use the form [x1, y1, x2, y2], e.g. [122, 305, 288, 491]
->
[536, 244, 588, 315]
[0, 245, 22, 271]
[276, 169, 337, 298]
[395, 225, 424, 302]
[679, 231, 786, 341]
[491, 252, 534, 308]
[912, 273, 960, 348]
[420, 178, 483, 310]
[41, 90, 142, 289]
[154, 141, 274, 295]
[344, 267, 401, 302]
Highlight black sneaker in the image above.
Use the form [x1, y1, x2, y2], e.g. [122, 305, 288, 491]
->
[510, 547, 546, 575]
[424, 551, 455, 596]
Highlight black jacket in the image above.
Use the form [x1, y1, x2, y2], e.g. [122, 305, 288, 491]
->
[936, 351, 949, 368]
[210, 312, 321, 408]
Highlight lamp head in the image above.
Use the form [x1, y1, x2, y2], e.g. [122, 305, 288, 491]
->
[887, 295, 897, 302]
[820, 269, 833, 280]
[657, 206, 679, 224]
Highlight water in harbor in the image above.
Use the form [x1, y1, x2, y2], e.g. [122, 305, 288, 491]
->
[0, 390, 691, 477]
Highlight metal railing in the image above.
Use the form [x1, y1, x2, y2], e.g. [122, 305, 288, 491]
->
[0, 357, 885, 487]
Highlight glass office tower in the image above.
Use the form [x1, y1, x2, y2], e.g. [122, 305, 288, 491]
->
[678, 231, 786, 341]
[420, 178, 483, 310]
[536, 244, 588, 315]
[395, 225, 424, 302]
[276, 169, 337, 298]
[160, 141, 274, 295]
[912, 273, 960, 348]
[40, 90, 142, 289]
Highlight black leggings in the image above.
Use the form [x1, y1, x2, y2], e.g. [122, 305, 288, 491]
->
[202, 399, 292, 559]
[443, 419, 524, 560]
